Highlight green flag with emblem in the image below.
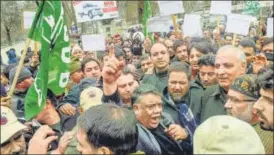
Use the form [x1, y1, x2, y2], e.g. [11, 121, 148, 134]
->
[243, 1, 260, 16]
[25, 1, 70, 120]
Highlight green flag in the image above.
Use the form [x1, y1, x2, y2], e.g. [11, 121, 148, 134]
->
[25, 1, 70, 120]
[243, 1, 260, 16]
[142, 0, 151, 37]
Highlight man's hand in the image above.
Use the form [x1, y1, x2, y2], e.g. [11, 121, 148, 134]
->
[253, 53, 268, 74]
[51, 131, 74, 154]
[102, 44, 124, 84]
[1, 96, 11, 107]
[59, 103, 76, 116]
[28, 125, 58, 154]
[165, 124, 188, 141]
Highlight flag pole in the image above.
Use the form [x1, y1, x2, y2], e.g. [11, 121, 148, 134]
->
[232, 33, 237, 47]
[217, 15, 221, 32]
[34, 41, 39, 55]
[171, 15, 178, 38]
[8, 38, 32, 98]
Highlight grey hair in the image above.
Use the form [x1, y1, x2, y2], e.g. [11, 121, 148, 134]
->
[217, 45, 246, 64]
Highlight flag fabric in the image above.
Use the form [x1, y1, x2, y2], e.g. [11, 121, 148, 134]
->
[25, 1, 71, 120]
[243, 1, 260, 16]
[142, 0, 152, 37]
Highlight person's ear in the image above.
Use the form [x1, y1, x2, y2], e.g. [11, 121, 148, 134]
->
[133, 104, 139, 111]
[97, 146, 112, 154]
[133, 104, 140, 116]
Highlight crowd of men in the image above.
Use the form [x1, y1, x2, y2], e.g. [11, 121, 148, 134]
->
[0, 22, 273, 154]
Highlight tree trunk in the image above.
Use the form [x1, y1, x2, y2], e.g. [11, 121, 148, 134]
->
[5, 26, 12, 45]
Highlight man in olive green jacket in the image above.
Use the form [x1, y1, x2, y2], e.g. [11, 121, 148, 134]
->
[189, 54, 217, 123]
[200, 46, 247, 123]
[142, 43, 170, 92]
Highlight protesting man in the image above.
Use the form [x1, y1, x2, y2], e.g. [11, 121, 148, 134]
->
[224, 74, 273, 154]
[132, 84, 189, 155]
[253, 65, 273, 131]
[190, 54, 217, 121]
[200, 46, 247, 122]
[76, 104, 138, 154]
[139, 54, 154, 74]
[58, 57, 102, 116]
[164, 39, 176, 62]
[142, 43, 170, 92]
[162, 62, 197, 154]
[238, 39, 257, 74]
[9, 67, 34, 121]
[173, 40, 189, 63]
[101, 46, 138, 107]
[1, 106, 27, 154]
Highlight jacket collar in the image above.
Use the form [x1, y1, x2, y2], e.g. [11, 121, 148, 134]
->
[210, 85, 228, 103]
[192, 74, 205, 89]
[153, 68, 168, 78]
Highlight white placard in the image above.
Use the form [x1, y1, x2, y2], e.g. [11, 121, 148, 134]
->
[158, 1, 184, 16]
[267, 18, 273, 38]
[182, 14, 202, 37]
[226, 14, 253, 36]
[23, 11, 36, 29]
[210, 1, 232, 15]
[147, 16, 173, 32]
[73, 1, 119, 23]
[81, 35, 105, 51]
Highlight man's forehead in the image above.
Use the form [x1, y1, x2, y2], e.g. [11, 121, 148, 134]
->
[117, 74, 134, 83]
[169, 72, 188, 80]
[200, 65, 215, 71]
[260, 89, 274, 99]
[262, 43, 273, 50]
[141, 94, 161, 103]
[151, 43, 167, 53]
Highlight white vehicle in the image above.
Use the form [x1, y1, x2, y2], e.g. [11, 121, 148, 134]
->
[78, 3, 103, 19]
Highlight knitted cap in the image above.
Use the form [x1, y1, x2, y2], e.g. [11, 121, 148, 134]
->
[9, 67, 32, 85]
[230, 74, 260, 99]
[194, 115, 265, 154]
[70, 56, 81, 74]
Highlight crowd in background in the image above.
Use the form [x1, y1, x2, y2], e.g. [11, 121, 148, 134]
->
[1, 19, 273, 154]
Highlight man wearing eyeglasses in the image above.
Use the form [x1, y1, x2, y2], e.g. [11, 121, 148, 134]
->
[1, 106, 27, 154]
[224, 74, 273, 154]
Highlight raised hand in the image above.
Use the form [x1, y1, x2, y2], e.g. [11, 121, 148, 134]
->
[102, 44, 124, 84]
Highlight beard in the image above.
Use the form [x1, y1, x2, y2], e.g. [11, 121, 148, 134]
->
[171, 94, 184, 103]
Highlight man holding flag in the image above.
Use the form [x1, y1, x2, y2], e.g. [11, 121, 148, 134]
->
[4, 1, 73, 153]
[24, 0, 70, 121]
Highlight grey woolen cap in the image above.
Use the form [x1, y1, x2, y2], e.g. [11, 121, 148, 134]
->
[9, 67, 32, 85]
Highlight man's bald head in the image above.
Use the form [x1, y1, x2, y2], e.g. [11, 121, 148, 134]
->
[217, 45, 247, 65]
